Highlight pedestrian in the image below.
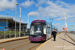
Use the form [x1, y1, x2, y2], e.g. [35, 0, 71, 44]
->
[51, 29, 57, 41]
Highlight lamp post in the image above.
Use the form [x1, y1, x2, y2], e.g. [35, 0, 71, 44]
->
[15, 3, 18, 38]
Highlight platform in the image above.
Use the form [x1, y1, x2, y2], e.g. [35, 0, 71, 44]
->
[0, 36, 29, 43]
[37, 33, 75, 50]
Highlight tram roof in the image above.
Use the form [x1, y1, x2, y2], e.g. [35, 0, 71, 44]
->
[32, 20, 46, 23]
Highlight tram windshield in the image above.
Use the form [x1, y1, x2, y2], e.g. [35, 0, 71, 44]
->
[30, 25, 43, 35]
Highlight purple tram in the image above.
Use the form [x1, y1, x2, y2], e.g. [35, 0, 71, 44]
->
[29, 20, 53, 42]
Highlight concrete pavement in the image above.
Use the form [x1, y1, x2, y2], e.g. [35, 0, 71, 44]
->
[37, 33, 75, 50]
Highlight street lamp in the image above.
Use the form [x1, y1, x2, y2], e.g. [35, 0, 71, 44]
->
[15, 3, 18, 38]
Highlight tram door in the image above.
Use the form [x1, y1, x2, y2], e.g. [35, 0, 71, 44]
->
[46, 26, 50, 40]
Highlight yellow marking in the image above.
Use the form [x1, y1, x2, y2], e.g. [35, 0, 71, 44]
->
[36, 38, 53, 50]
[36, 33, 59, 50]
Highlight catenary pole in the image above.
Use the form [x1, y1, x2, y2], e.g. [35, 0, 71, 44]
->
[15, 3, 18, 38]
[28, 13, 29, 28]
[19, 6, 21, 37]
[65, 12, 67, 30]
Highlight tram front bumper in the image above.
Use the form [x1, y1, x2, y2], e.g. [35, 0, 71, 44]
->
[29, 36, 46, 41]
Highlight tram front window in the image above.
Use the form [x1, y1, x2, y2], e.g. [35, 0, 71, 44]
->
[30, 25, 42, 35]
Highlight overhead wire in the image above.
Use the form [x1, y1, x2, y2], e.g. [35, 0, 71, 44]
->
[11, 0, 30, 13]
[11, 0, 53, 19]
[12, 0, 51, 17]
[33, 0, 53, 19]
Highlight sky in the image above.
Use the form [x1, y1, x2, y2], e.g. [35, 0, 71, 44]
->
[0, 0, 75, 31]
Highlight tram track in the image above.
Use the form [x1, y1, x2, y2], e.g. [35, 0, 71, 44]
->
[0, 39, 29, 48]
[0, 40, 29, 49]
[11, 43, 31, 50]
[0, 39, 43, 50]
[28, 43, 41, 50]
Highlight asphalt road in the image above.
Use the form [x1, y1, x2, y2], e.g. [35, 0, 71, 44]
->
[0, 38, 43, 50]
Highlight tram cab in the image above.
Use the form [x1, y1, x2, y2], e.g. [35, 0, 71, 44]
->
[29, 20, 46, 42]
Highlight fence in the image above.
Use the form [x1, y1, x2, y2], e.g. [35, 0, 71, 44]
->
[67, 25, 75, 42]
[0, 29, 30, 39]
[67, 32, 75, 42]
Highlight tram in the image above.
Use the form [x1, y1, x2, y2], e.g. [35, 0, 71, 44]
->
[29, 20, 56, 42]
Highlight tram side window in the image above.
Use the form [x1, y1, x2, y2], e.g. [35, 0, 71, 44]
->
[30, 26, 34, 35]
[43, 26, 46, 34]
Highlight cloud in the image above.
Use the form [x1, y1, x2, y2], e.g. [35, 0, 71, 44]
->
[13, 16, 26, 23]
[21, 0, 34, 8]
[44, 1, 68, 18]
[29, 11, 39, 17]
[29, 0, 75, 21]
[15, 19, 26, 23]
[53, 23, 62, 31]
[28, 0, 75, 31]
[67, 18, 75, 22]
[56, 14, 75, 21]
[55, 17, 65, 21]
[53, 23, 61, 26]
[67, 24, 75, 31]
[47, 1, 75, 20]
[0, 0, 17, 11]
[0, 15, 13, 17]
[37, 0, 48, 5]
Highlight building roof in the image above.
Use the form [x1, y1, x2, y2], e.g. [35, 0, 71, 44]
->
[0, 16, 27, 25]
[0, 16, 13, 19]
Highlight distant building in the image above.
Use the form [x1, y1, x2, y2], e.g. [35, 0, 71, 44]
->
[0, 16, 27, 31]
